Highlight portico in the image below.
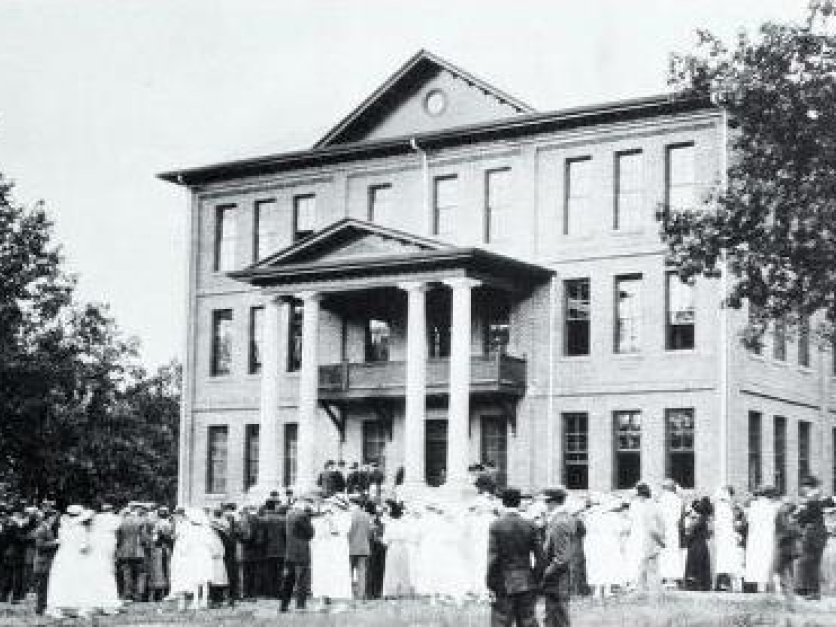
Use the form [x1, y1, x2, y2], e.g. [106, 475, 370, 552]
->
[230, 219, 551, 496]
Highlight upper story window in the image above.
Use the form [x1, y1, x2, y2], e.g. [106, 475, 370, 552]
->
[287, 299, 303, 372]
[293, 194, 316, 241]
[211, 309, 234, 376]
[365, 319, 391, 363]
[433, 175, 458, 238]
[368, 184, 393, 226]
[615, 274, 642, 354]
[798, 316, 810, 367]
[485, 168, 511, 244]
[253, 199, 278, 263]
[666, 143, 696, 212]
[666, 273, 695, 350]
[564, 278, 590, 356]
[564, 157, 593, 236]
[484, 301, 511, 356]
[248, 306, 264, 375]
[214, 205, 237, 272]
[614, 150, 643, 231]
[206, 425, 228, 494]
[773, 318, 787, 361]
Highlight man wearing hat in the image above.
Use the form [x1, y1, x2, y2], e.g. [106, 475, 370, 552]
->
[116, 504, 151, 602]
[796, 476, 835, 600]
[541, 487, 574, 627]
[31, 502, 60, 615]
[486, 487, 544, 627]
[280, 497, 315, 612]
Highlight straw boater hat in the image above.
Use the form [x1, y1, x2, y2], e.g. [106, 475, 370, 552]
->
[66, 504, 84, 517]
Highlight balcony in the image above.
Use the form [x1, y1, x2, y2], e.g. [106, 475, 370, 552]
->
[318, 354, 527, 401]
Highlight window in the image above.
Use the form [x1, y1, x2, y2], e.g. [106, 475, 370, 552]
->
[248, 306, 264, 375]
[666, 273, 695, 350]
[666, 409, 695, 488]
[287, 299, 303, 372]
[214, 205, 237, 271]
[614, 410, 641, 489]
[365, 319, 391, 362]
[481, 416, 508, 488]
[773, 319, 787, 361]
[362, 421, 388, 475]
[615, 275, 642, 353]
[211, 309, 234, 376]
[614, 150, 643, 230]
[563, 413, 589, 490]
[425, 420, 448, 486]
[293, 194, 316, 241]
[666, 143, 696, 212]
[368, 184, 393, 226]
[433, 175, 458, 237]
[253, 199, 278, 262]
[244, 424, 259, 490]
[748, 411, 762, 492]
[774, 415, 787, 495]
[484, 302, 511, 356]
[798, 317, 810, 367]
[564, 279, 590, 356]
[207, 425, 228, 494]
[283, 423, 298, 487]
[799, 421, 811, 487]
[564, 157, 593, 236]
[485, 168, 512, 243]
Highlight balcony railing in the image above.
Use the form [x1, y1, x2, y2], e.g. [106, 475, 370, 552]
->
[318, 354, 526, 400]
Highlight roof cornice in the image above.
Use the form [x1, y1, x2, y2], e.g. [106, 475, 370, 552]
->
[158, 93, 715, 187]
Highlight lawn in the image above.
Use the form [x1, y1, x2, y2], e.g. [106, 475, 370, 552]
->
[1, 592, 835, 626]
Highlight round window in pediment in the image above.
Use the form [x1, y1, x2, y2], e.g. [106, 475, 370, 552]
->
[424, 89, 447, 117]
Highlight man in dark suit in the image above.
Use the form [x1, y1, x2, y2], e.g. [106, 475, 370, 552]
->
[116, 505, 151, 601]
[487, 487, 544, 627]
[261, 499, 286, 598]
[32, 503, 60, 615]
[280, 498, 315, 612]
[541, 488, 575, 627]
[347, 496, 372, 600]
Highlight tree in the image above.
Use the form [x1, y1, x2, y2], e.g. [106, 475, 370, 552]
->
[662, 1, 836, 341]
[0, 173, 180, 505]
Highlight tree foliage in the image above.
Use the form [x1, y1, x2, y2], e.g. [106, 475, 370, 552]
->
[0, 173, 179, 506]
[662, 1, 836, 340]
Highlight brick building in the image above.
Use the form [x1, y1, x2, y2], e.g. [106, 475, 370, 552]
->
[160, 50, 836, 506]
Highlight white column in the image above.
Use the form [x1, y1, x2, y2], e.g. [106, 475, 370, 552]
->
[253, 297, 282, 498]
[398, 281, 428, 489]
[444, 277, 480, 491]
[296, 291, 321, 493]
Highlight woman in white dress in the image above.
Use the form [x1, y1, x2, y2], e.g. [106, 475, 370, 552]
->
[88, 507, 122, 614]
[658, 481, 685, 586]
[170, 508, 214, 610]
[744, 487, 780, 590]
[584, 496, 630, 597]
[381, 502, 416, 598]
[311, 505, 352, 603]
[462, 495, 497, 599]
[46, 506, 96, 618]
[713, 486, 744, 591]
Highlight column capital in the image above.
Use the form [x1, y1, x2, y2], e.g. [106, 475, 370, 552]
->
[295, 290, 322, 303]
[442, 277, 481, 291]
[397, 280, 429, 293]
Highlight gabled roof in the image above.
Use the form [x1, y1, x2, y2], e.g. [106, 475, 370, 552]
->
[313, 49, 535, 149]
[229, 218, 552, 291]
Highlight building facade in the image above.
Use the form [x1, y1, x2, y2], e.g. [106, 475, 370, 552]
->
[161, 50, 836, 506]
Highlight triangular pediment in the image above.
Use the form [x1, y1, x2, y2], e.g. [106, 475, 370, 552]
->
[315, 50, 534, 148]
[253, 218, 451, 269]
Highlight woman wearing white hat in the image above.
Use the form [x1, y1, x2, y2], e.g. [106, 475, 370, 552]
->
[45, 506, 95, 618]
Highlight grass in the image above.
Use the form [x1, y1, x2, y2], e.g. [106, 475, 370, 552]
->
[1, 592, 836, 626]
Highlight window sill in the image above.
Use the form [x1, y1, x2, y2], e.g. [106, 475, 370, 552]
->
[771, 360, 790, 368]
[612, 351, 643, 359]
[746, 352, 766, 362]
[611, 228, 646, 237]
[559, 355, 592, 362]
[664, 348, 698, 355]
[798, 365, 814, 375]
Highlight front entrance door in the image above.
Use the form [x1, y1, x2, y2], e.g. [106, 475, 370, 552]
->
[425, 420, 448, 486]
[480, 416, 508, 488]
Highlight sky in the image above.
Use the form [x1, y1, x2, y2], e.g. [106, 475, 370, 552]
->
[0, 0, 808, 368]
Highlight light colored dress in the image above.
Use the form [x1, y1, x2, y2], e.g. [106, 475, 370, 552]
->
[88, 512, 121, 611]
[463, 507, 495, 596]
[381, 517, 415, 597]
[658, 491, 685, 581]
[714, 498, 743, 577]
[170, 519, 214, 594]
[431, 512, 471, 599]
[744, 498, 779, 585]
[47, 516, 95, 613]
[585, 508, 629, 587]
[311, 512, 352, 599]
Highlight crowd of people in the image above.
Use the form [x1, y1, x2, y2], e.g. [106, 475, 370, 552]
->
[2, 464, 836, 623]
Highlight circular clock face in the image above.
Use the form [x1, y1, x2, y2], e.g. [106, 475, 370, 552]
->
[424, 89, 447, 116]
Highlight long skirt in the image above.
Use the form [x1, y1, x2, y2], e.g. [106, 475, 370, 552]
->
[381, 540, 414, 598]
[685, 539, 712, 591]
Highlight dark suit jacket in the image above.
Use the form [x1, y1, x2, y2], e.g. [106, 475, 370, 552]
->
[32, 518, 59, 574]
[486, 511, 544, 595]
[116, 515, 149, 560]
[284, 507, 315, 564]
[261, 511, 286, 559]
[542, 511, 576, 595]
